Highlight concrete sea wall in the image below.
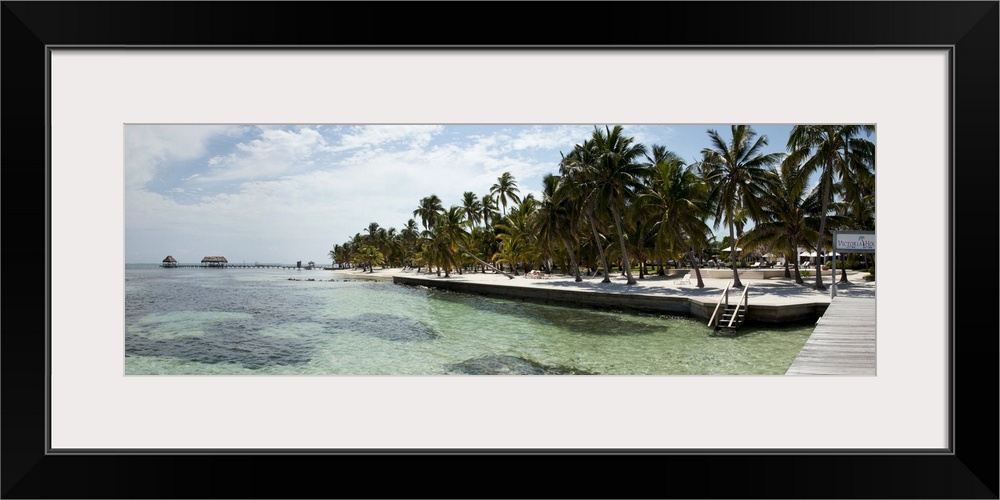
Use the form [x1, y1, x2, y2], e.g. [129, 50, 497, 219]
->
[392, 275, 827, 325]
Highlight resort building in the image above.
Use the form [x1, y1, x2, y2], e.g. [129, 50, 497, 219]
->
[201, 256, 228, 268]
[161, 255, 177, 268]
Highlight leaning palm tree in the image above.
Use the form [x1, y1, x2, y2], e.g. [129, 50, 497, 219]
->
[490, 172, 522, 218]
[560, 139, 613, 283]
[437, 206, 515, 279]
[786, 125, 875, 290]
[468, 225, 497, 273]
[550, 174, 585, 282]
[578, 125, 650, 285]
[701, 125, 784, 288]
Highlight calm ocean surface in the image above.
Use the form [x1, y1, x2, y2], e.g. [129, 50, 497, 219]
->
[124, 264, 814, 375]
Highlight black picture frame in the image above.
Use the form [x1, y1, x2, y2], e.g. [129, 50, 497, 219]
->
[3, 2, 997, 498]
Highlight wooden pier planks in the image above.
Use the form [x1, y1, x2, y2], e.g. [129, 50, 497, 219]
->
[786, 297, 876, 375]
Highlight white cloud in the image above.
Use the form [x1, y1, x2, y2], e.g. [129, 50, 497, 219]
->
[124, 125, 241, 190]
[199, 127, 330, 182]
[333, 125, 443, 152]
[510, 125, 592, 151]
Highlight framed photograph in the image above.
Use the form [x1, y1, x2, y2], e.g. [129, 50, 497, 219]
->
[4, 2, 996, 498]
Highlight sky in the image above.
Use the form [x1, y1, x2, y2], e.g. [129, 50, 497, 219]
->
[125, 123, 809, 264]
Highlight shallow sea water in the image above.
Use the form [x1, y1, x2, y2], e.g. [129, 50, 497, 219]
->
[124, 265, 814, 375]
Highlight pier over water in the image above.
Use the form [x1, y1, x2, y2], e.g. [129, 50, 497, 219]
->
[785, 297, 876, 375]
[165, 264, 305, 269]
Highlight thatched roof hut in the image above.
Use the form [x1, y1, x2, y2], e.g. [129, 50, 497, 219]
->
[161, 255, 178, 268]
[201, 256, 228, 267]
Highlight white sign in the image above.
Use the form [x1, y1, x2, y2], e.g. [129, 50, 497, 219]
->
[833, 231, 876, 252]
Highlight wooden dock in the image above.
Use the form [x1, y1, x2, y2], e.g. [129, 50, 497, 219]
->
[785, 297, 876, 375]
[168, 264, 302, 269]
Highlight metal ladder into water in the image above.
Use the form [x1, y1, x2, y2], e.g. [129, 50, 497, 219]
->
[707, 281, 750, 333]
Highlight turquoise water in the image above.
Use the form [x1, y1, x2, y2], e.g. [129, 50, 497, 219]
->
[124, 264, 814, 375]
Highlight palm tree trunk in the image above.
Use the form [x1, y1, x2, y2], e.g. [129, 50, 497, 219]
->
[456, 242, 516, 279]
[561, 237, 583, 282]
[690, 247, 705, 288]
[793, 259, 803, 285]
[610, 205, 636, 285]
[840, 135, 852, 287]
[589, 214, 612, 283]
[728, 219, 743, 288]
[784, 258, 791, 278]
[813, 172, 832, 291]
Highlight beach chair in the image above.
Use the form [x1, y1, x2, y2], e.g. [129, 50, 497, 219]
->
[677, 272, 691, 285]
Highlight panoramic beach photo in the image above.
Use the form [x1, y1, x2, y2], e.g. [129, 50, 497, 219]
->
[124, 124, 876, 376]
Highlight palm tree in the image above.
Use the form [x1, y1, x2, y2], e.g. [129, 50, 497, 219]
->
[739, 156, 824, 285]
[496, 196, 540, 274]
[355, 245, 385, 273]
[413, 194, 444, 231]
[832, 171, 876, 282]
[468, 225, 497, 273]
[639, 154, 713, 288]
[400, 219, 420, 268]
[787, 125, 875, 290]
[383, 227, 399, 267]
[701, 125, 784, 288]
[578, 125, 650, 285]
[490, 172, 521, 218]
[461, 192, 483, 228]
[550, 174, 585, 282]
[560, 139, 613, 283]
[429, 207, 468, 277]
[624, 206, 657, 280]
[364, 222, 380, 245]
[535, 174, 579, 279]
[481, 194, 499, 230]
[437, 206, 515, 279]
[643, 144, 686, 277]
[329, 244, 349, 268]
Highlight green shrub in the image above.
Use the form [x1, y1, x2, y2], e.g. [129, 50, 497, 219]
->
[801, 270, 812, 278]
